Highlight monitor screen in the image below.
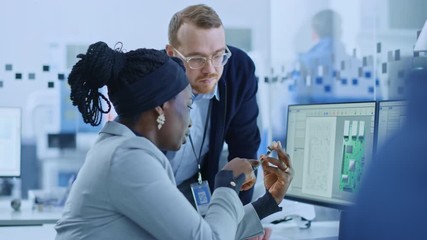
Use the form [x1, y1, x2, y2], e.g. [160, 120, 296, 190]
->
[376, 100, 406, 150]
[0, 107, 21, 177]
[285, 102, 377, 209]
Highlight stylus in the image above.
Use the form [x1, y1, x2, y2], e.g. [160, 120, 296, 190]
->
[252, 146, 273, 171]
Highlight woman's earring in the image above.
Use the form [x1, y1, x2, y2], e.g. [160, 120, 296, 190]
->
[157, 113, 166, 130]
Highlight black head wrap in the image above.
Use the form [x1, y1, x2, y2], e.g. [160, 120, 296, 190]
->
[109, 57, 189, 117]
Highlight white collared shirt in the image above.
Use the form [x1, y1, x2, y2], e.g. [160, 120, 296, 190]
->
[166, 85, 220, 185]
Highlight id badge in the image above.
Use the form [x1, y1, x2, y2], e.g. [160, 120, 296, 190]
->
[190, 180, 212, 216]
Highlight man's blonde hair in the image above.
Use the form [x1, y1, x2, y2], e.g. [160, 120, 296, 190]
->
[168, 4, 223, 47]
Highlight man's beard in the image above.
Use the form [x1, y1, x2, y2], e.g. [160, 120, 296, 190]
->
[193, 73, 219, 94]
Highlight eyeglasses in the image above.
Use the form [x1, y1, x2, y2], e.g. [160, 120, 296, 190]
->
[173, 46, 232, 70]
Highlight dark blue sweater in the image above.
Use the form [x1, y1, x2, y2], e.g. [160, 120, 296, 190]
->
[201, 46, 261, 205]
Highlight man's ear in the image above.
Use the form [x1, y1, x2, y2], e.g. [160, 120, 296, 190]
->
[165, 44, 174, 57]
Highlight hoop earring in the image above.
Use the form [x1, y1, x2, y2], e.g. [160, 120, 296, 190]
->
[157, 113, 165, 130]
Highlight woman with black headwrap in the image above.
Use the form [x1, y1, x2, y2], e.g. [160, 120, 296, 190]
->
[55, 41, 292, 240]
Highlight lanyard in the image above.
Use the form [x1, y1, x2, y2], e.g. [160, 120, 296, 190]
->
[189, 100, 213, 184]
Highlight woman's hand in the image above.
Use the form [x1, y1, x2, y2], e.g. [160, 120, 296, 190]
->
[222, 158, 256, 191]
[261, 141, 293, 204]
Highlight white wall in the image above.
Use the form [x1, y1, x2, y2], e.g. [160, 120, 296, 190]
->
[1, 0, 271, 66]
[270, 0, 330, 66]
[0, 0, 271, 139]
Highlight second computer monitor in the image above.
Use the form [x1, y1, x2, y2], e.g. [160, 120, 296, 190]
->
[376, 100, 406, 150]
[285, 101, 377, 209]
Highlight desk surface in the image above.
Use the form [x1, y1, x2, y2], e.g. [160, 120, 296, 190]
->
[0, 200, 339, 239]
[0, 200, 63, 226]
[265, 221, 339, 240]
[0, 221, 340, 240]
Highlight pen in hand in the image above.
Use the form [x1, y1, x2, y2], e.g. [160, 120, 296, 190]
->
[252, 146, 273, 171]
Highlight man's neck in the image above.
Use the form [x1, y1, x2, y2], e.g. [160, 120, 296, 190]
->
[192, 85, 219, 101]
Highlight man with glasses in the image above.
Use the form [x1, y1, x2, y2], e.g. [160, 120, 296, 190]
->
[165, 4, 261, 208]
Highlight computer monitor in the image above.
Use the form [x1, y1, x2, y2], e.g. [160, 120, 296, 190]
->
[376, 100, 406, 150]
[285, 101, 377, 209]
[0, 107, 21, 177]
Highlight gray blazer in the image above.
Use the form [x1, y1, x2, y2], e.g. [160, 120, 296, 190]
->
[55, 121, 263, 240]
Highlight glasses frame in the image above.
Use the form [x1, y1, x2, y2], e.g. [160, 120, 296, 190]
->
[173, 46, 232, 70]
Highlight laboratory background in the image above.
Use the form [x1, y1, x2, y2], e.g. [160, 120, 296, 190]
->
[1, 0, 426, 239]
